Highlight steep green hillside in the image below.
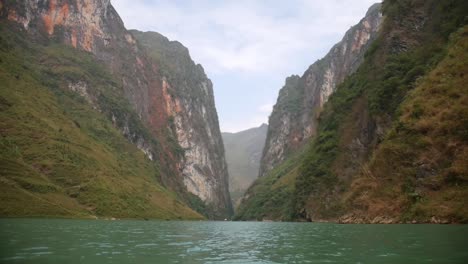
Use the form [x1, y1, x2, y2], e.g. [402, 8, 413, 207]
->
[236, 0, 468, 223]
[344, 25, 468, 223]
[234, 151, 303, 221]
[0, 23, 202, 220]
[294, 0, 468, 223]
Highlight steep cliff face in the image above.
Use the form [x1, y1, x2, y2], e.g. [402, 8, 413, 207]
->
[293, 0, 468, 223]
[3, 0, 171, 180]
[237, 0, 468, 223]
[1, 0, 232, 218]
[236, 4, 382, 221]
[4, 0, 150, 112]
[0, 23, 202, 220]
[131, 30, 233, 218]
[259, 4, 382, 177]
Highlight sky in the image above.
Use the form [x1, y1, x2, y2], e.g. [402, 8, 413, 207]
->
[112, 0, 380, 132]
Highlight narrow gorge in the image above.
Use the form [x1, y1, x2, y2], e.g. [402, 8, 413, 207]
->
[1, 0, 467, 263]
[1, 0, 466, 225]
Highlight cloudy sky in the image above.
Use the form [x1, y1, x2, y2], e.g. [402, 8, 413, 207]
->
[112, 0, 380, 132]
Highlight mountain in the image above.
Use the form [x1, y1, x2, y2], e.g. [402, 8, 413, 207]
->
[222, 124, 268, 206]
[235, 3, 382, 220]
[236, 0, 468, 223]
[1, 0, 232, 219]
[130, 30, 233, 219]
[259, 3, 382, 178]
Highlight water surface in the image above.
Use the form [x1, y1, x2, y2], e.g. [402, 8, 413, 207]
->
[1, 219, 467, 263]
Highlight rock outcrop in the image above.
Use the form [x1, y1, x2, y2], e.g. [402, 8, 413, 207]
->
[259, 4, 382, 177]
[2, 0, 232, 218]
[237, 0, 468, 223]
[235, 5, 382, 221]
[132, 30, 233, 218]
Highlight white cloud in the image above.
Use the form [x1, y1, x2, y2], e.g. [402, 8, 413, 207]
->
[221, 115, 268, 133]
[111, 0, 380, 75]
[221, 102, 273, 132]
[111, 0, 381, 133]
[258, 103, 273, 113]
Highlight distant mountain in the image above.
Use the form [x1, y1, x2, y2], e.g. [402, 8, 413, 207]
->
[222, 124, 268, 206]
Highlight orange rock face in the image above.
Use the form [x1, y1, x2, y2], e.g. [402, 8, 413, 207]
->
[42, 0, 70, 35]
[161, 78, 183, 117]
[5, 0, 234, 219]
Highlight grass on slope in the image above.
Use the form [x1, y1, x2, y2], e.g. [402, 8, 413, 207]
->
[234, 151, 304, 221]
[293, 0, 468, 221]
[0, 23, 202, 220]
[348, 26, 468, 223]
[237, 0, 468, 222]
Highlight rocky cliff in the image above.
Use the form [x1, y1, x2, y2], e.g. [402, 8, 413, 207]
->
[1, 0, 232, 219]
[222, 124, 268, 207]
[237, 0, 468, 223]
[259, 4, 382, 177]
[131, 30, 233, 218]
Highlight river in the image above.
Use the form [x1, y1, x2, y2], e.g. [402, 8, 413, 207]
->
[0, 219, 467, 263]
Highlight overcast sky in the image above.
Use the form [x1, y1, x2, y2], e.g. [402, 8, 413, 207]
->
[112, 0, 380, 132]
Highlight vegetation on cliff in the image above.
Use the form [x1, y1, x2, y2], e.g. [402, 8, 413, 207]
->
[0, 23, 202, 220]
[131, 30, 234, 219]
[237, 0, 468, 223]
[343, 24, 468, 223]
[1, 0, 235, 220]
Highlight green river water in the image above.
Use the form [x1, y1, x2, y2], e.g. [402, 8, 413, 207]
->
[0, 219, 467, 263]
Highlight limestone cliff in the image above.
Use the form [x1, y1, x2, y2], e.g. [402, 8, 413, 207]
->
[259, 4, 382, 177]
[131, 30, 233, 218]
[2, 0, 232, 218]
[237, 0, 468, 223]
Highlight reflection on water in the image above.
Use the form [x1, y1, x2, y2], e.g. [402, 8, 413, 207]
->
[0, 219, 467, 263]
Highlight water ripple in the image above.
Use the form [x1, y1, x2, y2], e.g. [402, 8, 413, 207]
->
[0, 219, 467, 264]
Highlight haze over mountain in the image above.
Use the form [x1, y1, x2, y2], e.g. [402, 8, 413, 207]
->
[222, 124, 268, 206]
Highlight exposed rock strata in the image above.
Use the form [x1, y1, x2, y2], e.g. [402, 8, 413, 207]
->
[259, 4, 382, 177]
[2, 0, 232, 218]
